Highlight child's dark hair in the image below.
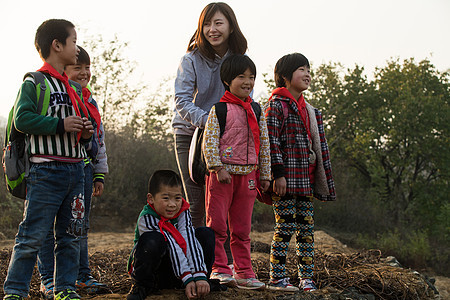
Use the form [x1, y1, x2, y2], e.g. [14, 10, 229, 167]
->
[220, 54, 256, 91]
[274, 53, 310, 88]
[148, 170, 183, 195]
[35, 19, 75, 59]
[77, 46, 90, 65]
[188, 2, 247, 60]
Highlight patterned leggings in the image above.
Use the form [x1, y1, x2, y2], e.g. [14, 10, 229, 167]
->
[269, 195, 314, 280]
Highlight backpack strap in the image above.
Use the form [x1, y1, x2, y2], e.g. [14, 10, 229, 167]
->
[250, 101, 262, 124]
[6, 72, 49, 143]
[215, 102, 227, 137]
[215, 101, 262, 137]
[69, 80, 83, 99]
[23, 72, 49, 116]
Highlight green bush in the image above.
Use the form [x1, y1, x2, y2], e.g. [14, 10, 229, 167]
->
[0, 192, 24, 239]
[356, 229, 433, 270]
[251, 201, 274, 232]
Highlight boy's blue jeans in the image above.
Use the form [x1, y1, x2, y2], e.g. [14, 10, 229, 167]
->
[3, 161, 85, 297]
[37, 163, 93, 282]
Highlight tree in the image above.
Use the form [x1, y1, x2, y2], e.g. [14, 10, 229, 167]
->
[371, 59, 449, 229]
[309, 58, 449, 235]
[130, 76, 175, 146]
[84, 34, 148, 131]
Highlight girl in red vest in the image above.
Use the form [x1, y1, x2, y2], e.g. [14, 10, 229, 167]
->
[202, 54, 271, 290]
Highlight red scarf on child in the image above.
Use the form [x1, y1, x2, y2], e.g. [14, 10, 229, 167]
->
[82, 87, 102, 139]
[272, 87, 311, 139]
[147, 199, 190, 254]
[219, 91, 261, 154]
[37, 62, 89, 142]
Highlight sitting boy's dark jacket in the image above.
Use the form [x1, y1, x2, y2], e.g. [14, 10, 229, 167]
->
[132, 199, 208, 286]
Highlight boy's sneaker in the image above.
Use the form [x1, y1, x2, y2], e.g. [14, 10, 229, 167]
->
[3, 295, 24, 300]
[127, 283, 148, 300]
[54, 289, 81, 300]
[266, 277, 299, 292]
[235, 277, 265, 290]
[75, 274, 107, 293]
[299, 278, 317, 291]
[210, 272, 237, 287]
[39, 279, 54, 299]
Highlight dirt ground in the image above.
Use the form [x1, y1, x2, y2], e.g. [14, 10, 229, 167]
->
[1, 230, 448, 299]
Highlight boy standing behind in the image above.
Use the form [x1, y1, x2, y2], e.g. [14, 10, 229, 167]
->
[37, 46, 108, 299]
[127, 170, 214, 300]
[3, 19, 92, 300]
[69, 45, 109, 291]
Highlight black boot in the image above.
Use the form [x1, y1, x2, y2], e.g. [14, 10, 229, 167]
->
[209, 278, 228, 292]
[126, 283, 148, 300]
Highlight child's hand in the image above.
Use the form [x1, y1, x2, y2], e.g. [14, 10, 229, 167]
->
[195, 280, 210, 298]
[274, 177, 286, 196]
[260, 180, 270, 192]
[216, 169, 231, 184]
[185, 281, 196, 299]
[185, 280, 210, 299]
[81, 117, 94, 139]
[64, 116, 84, 132]
[93, 181, 104, 197]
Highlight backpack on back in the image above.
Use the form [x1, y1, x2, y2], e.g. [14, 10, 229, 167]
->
[188, 101, 262, 185]
[2, 72, 85, 199]
[2, 72, 50, 199]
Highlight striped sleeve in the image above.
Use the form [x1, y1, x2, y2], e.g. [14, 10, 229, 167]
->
[177, 211, 208, 281]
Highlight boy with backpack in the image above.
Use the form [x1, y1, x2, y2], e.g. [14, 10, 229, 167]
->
[3, 19, 92, 300]
[37, 46, 108, 299]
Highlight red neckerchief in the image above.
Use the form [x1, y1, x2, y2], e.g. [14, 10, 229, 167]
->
[220, 91, 260, 154]
[37, 62, 89, 141]
[82, 87, 102, 140]
[271, 87, 311, 139]
[147, 199, 190, 254]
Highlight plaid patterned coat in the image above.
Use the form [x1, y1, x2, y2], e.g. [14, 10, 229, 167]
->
[265, 91, 336, 201]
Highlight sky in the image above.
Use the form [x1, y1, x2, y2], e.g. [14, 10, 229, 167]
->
[0, 0, 449, 119]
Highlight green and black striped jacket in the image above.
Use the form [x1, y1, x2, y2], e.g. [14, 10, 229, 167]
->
[14, 73, 90, 162]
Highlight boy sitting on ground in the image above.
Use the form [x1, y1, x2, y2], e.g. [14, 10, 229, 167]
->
[127, 170, 215, 300]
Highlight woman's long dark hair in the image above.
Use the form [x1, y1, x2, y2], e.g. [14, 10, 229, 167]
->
[187, 2, 247, 59]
